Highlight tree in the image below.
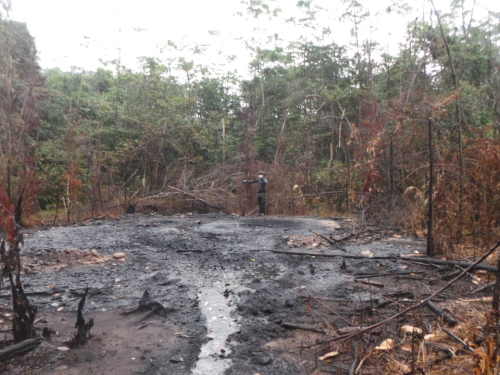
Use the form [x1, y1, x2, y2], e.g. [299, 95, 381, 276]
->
[0, 15, 44, 223]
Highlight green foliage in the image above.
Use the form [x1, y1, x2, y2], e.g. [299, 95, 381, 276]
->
[3, 0, 500, 250]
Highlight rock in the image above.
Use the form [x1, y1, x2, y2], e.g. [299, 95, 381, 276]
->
[260, 356, 273, 365]
[261, 306, 273, 315]
[112, 252, 126, 260]
[284, 299, 294, 308]
[169, 355, 184, 363]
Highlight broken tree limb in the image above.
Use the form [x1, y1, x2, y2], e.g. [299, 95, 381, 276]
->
[426, 301, 458, 327]
[313, 240, 500, 348]
[399, 255, 498, 273]
[0, 337, 42, 361]
[167, 186, 220, 211]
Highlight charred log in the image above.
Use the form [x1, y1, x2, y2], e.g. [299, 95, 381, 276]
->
[0, 337, 42, 362]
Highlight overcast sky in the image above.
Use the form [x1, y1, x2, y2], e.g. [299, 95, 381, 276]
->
[7, 0, 500, 75]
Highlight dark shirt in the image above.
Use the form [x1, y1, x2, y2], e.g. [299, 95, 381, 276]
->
[245, 178, 267, 193]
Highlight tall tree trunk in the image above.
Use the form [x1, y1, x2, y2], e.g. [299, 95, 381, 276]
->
[427, 118, 434, 256]
[431, 0, 463, 241]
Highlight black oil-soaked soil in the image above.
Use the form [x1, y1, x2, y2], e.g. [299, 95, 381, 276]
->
[2, 213, 422, 375]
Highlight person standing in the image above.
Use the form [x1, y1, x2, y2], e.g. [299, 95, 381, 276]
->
[243, 171, 267, 215]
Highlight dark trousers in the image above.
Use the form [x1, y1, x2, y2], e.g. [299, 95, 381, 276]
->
[257, 193, 266, 215]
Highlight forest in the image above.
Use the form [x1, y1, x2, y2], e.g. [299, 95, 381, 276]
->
[1, 0, 500, 254]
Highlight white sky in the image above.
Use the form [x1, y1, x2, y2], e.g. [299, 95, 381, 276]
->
[7, 0, 500, 76]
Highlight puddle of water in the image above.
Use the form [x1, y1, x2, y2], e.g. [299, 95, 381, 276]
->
[192, 280, 239, 375]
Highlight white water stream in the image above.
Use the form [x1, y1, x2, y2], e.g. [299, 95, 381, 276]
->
[191, 279, 240, 375]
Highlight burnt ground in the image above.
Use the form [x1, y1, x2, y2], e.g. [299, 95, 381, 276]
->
[0, 213, 489, 374]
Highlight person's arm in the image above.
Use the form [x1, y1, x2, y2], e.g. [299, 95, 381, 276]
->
[243, 179, 259, 183]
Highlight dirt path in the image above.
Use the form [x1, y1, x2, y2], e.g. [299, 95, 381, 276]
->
[0, 213, 427, 374]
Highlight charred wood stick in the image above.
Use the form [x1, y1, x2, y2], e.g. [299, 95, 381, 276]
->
[399, 256, 497, 273]
[310, 231, 347, 252]
[337, 326, 375, 335]
[0, 337, 42, 361]
[354, 279, 384, 288]
[493, 257, 500, 313]
[375, 299, 394, 309]
[311, 297, 354, 303]
[396, 276, 425, 281]
[0, 290, 64, 299]
[281, 322, 325, 334]
[353, 271, 423, 278]
[471, 282, 495, 295]
[426, 301, 458, 327]
[349, 342, 358, 375]
[71, 287, 93, 348]
[312, 240, 500, 348]
[425, 342, 454, 358]
[176, 249, 204, 253]
[456, 266, 487, 286]
[441, 327, 473, 352]
[266, 249, 397, 259]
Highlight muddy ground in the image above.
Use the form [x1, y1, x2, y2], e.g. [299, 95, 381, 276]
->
[0, 213, 483, 374]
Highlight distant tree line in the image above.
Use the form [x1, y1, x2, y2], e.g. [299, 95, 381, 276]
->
[1, 1, 500, 252]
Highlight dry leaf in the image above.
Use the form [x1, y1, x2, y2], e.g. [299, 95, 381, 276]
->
[57, 347, 70, 352]
[375, 338, 395, 351]
[56, 307, 64, 312]
[401, 325, 423, 335]
[319, 351, 339, 360]
[424, 333, 436, 341]
[400, 344, 412, 352]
